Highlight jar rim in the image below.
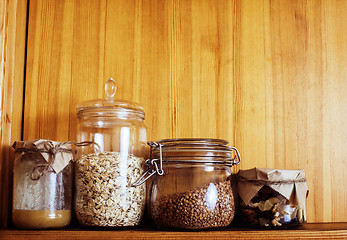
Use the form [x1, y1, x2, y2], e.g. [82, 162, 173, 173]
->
[157, 138, 228, 144]
[150, 138, 241, 166]
[154, 138, 232, 152]
[77, 106, 145, 120]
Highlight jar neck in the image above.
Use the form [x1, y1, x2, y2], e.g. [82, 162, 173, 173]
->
[77, 107, 145, 121]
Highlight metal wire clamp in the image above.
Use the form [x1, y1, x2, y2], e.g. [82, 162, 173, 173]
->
[131, 141, 164, 187]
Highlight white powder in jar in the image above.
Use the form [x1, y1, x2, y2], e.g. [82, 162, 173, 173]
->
[13, 154, 72, 210]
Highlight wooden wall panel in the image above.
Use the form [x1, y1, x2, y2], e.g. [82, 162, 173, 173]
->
[0, 0, 27, 228]
[322, 0, 347, 223]
[23, 0, 347, 223]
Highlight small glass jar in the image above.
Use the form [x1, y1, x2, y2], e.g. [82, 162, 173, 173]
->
[12, 140, 73, 229]
[74, 78, 147, 227]
[142, 138, 241, 230]
[235, 168, 308, 228]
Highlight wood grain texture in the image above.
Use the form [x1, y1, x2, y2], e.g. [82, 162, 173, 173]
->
[0, 0, 27, 228]
[1, 223, 347, 240]
[0, 0, 9, 229]
[22, 0, 347, 223]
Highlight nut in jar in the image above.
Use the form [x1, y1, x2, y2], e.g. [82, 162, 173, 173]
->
[235, 168, 309, 228]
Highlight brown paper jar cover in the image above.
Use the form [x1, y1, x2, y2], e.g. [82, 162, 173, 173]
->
[12, 139, 73, 229]
[13, 139, 73, 173]
[236, 168, 309, 228]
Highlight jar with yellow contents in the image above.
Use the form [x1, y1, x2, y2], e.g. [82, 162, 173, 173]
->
[12, 140, 73, 229]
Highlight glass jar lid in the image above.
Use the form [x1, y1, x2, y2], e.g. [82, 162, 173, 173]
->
[76, 78, 145, 119]
[151, 138, 240, 163]
[155, 138, 229, 151]
[131, 138, 241, 187]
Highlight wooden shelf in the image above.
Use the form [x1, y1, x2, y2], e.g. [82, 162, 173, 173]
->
[1, 223, 347, 240]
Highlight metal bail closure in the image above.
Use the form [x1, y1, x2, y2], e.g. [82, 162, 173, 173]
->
[131, 141, 164, 187]
[230, 146, 241, 166]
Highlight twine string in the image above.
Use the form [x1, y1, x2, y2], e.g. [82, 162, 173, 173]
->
[237, 175, 306, 186]
[15, 140, 99, 180]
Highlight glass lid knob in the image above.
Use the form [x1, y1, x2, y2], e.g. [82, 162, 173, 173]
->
[105, 77, 117, 99]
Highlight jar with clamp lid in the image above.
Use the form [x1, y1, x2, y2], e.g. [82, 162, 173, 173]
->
[133, 138, 241, 230]
[74, 78, 147, 227]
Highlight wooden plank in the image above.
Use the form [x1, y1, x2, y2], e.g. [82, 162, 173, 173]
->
[104, 0, 172, 141]
[0, 0, 27, 228]
[24, 0, 77, 141]
[22, 0, 347, 223]
[1, 223, 347, 240]
[233, 0, 269, 170]
[322, 0, 347, 223]
[0, 0, 9, 228]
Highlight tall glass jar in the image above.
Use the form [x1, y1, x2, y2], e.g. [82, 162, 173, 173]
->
[142, 138, 241, 230]
[74, 78, 147, 227]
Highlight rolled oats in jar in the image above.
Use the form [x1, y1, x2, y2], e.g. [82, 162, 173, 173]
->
[74, 78, 147, 227]
[235, 168, 309, 228]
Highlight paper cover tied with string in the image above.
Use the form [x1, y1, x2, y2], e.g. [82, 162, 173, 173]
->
[236, 168, 309, 227]
[12, 139, 73, 179]
[11, 139, 74, 229]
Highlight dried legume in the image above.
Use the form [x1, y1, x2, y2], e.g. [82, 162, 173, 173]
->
[151, 180, 234, 229]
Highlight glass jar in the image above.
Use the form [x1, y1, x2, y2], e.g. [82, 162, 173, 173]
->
[74, 78, 147, 227]
[235, 168, 308, 228]
[141, 138, 241, 230]
[12, 140, 73, 229]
